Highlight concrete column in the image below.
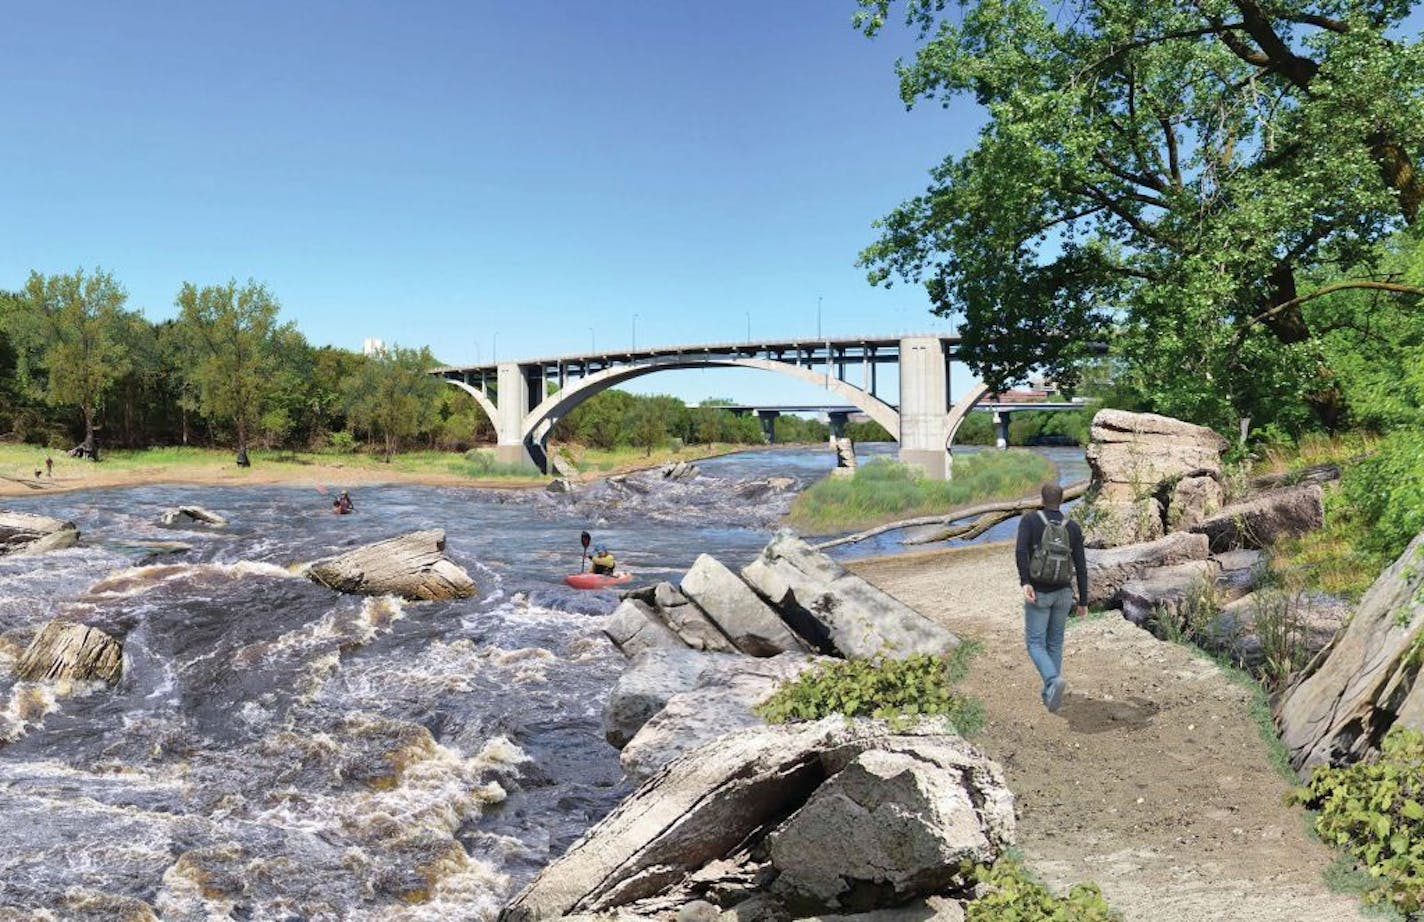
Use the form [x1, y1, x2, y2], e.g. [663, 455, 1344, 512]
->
[494, 362, 538, 470]
[897, 336, 949, 479]
[994, 410, 1011, 450]
[757, 410, 780, 444]
[828, 411, 849, 443]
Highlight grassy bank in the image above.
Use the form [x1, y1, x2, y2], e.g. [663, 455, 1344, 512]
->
[785, 450, 1056, 534]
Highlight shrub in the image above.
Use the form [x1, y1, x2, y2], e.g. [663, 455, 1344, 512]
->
[755, 646, 985, 733]
[964, 856, 1120, 921]
[328, 430, 357, 454]
[1340, 428, 1424, 565]
[1291, 727, 1424, 914]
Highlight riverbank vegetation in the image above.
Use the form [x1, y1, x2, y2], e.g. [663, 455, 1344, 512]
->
[785, 450, 1055, 533]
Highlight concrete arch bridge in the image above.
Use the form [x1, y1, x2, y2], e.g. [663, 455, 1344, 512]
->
[432, 334, 1062, 480]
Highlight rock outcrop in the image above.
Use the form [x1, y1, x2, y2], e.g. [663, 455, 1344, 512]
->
[661, 461, 700, 482]
[304, 529, 476, 601]
[17, 620, 123, 684]
[681, 554, 807, 656]
[1119, 560, 1221, 626]
[602, 648, 733, 748]
[158, 505, 228, 527]
[1276, 531, 1424, 772]
[1189, 483, 1325, 552]
[545, 477, 577, 494]
[0, 511, 79, 555]
[500, 719, 1015, 921]
[1081, 410, 1229, 548]
[618, 653, 824, 780]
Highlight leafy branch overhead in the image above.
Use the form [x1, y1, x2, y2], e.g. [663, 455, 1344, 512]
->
[856, 0, 1424, 419]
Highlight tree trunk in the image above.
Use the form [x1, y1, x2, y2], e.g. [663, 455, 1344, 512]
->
[235, 420, 250, 467]
[81, 407, 99, 462]
[384, 431, 393, 463]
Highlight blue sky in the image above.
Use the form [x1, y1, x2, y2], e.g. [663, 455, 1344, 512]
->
[1, 2, 983, 405]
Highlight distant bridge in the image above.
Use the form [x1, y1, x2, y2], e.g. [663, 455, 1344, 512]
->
[704, 401, 1088, 448]
[431, 334, 1075, 479]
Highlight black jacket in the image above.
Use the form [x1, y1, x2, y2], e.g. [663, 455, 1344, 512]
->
[1015, 509, 1088, 602]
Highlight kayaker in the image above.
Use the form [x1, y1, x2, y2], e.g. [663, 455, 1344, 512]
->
[589, 544, 616, 575]
[334, 490, 354, 514]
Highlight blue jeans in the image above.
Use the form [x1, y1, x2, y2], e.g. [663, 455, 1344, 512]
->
[1025, 586, 1074, 701]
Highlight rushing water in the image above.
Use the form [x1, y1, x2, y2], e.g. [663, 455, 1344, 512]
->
[0, 444, 1083, 920]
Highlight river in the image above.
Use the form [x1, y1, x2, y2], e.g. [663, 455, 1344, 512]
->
[0, 444, 1084, 920]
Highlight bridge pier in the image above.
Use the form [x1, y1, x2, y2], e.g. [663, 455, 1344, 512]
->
[828, 410, 849, 444]
[757, 410, 780, 444]
[898, 336, 949, 480]
[993, 410, 1011, 450]
[494, 362, 543, 471]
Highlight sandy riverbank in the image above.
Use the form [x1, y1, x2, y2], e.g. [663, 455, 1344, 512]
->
[847, 542, 1363, 922]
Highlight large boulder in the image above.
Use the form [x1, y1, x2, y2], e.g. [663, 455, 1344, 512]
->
[304, 529, 476, 601]
[1080, 410, 1229, 548]
[603, 648, 735, 749]
[1083, 532, 1211, 607]
[1276, 531, 1424, 771]
[604, 599, 686, 657]
[1189, 483, 1324, 552]
[680, 554, 807, 656]
[643, 582, 737, 653]
[0, 511, 79, 555]
[500, 719, 1014, 921]
[619, 653, 823, 780]
[158, 505, 228, 527]
[742, 533, 958, 659]
[17, 620, 123, 684]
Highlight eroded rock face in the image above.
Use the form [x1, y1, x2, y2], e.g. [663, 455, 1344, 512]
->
[0, 511, 79, 555]
[1276, 531, 1424, 772]
[304, 529, 476, 601]
[158, 505, 228, 527]
[1080, 410, 1229, 548]
[17, 620, 123, 685]
[1189, 483, 1324, 552]
[742, 533, 958, 660]
[605, 599, 685, 657]
[500, 719, 1014, 922]
[1083, 532, 1211, 607]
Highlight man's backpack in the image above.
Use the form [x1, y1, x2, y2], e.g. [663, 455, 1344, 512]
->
[1028, 511, 1075, 587]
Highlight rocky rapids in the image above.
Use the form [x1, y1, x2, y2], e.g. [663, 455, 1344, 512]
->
[0, 452, 835, 921]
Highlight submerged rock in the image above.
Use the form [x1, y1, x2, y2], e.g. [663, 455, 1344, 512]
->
[0, 510, 79, 555]
[158, 505, 228, 527]
[17, 620, 124, 685]
[304, 529, 476, 601]
[500, 718, 1014, 921]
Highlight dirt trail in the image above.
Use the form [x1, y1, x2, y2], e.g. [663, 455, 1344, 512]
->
[849, 541, 1363, 922]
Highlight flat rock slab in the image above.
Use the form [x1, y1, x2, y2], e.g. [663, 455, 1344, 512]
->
[1119, 560, 1220, 626]
[0, 511, 79, 555]
[604, 599, 686, 657]
[1083, 532, 1210, 607]
[304, 529, 475, 601]
[501, 718, 1014, 921]
[681, 553, 806, 656]
[17, 620, 123, 685]
[158, 505, 228, 526]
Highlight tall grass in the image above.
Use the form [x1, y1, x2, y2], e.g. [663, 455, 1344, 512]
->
[786, 450, 1057, 533]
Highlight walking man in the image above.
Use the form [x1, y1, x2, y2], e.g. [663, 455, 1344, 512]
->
[1016, 482, 1088, 713]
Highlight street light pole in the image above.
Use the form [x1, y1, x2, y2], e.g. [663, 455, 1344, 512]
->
[817, 296, 822, 340]
[745, 311, 751, 342]
[632, 313, 638, 351]
[589, 327, 596, 353]
[493, 332, 498, 364]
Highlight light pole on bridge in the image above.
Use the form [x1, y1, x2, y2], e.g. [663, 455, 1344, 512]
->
[589, 327, 596, 353]
[632, 313, 638, 351]
[493, 332, 498, 364]
[745, 311, 751, 342]
[817, 296, 822, 340]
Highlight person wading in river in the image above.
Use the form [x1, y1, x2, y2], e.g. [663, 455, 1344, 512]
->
[1015, 482, 1088, 713]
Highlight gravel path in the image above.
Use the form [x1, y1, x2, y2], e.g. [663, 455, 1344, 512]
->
[849, 541, 1364, 922]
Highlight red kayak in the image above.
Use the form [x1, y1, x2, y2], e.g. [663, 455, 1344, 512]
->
[564, 571, 632, 590]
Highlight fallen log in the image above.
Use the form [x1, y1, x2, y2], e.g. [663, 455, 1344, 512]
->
[901, 510, 1016, 545]
[813, 479, 1090, 550]
[1248, 460, 1346, 491]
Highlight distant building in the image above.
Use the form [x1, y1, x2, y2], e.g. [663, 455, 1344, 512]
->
[362, 337, 386, 356]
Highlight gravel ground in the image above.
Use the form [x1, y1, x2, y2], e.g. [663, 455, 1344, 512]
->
[848, 541, 1366, 922]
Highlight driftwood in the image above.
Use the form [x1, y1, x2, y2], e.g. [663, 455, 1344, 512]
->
[1247, 461, 1344, 492]
[813, 479, 1091, 550]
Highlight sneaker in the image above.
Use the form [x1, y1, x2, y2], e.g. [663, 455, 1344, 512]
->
[1046, 677, 1066, 713]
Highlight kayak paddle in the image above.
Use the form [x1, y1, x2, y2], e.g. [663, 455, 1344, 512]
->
[580, 530, 591, 573]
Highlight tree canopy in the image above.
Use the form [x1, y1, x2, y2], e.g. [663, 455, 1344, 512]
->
[857, 0, 1424, 429]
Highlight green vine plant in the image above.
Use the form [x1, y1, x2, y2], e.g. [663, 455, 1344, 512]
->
[963, 856, 1121, 921]
[1290, 727, 1424, 915]
[756, 645, 985, 734]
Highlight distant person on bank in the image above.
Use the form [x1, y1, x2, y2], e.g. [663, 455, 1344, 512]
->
[1015, 482, 1088, 713]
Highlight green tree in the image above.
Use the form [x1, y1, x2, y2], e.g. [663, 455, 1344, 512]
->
[342, 344, 442, 461]
[629, 399, 669, 456]
[14, 269, 132, 460]
[857, 0, 1424, 431]
[175, 279, 287, 466]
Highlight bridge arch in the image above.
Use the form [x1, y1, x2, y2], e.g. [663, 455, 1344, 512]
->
[520, 355, 901, 445]
[442, 379, 501, 436]
[945, 381, 992, 449]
